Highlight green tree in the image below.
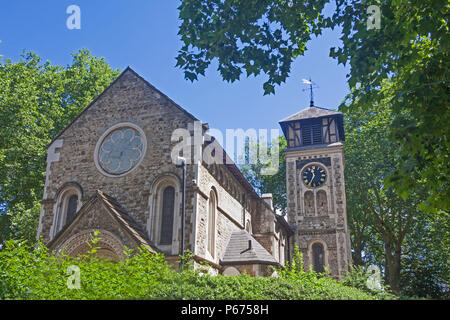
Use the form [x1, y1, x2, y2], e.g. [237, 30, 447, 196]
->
[241, 89, 448, 297]
[177, 0, 326, 94]
[342, 85, 448, 294]
[240, 136, 287, 213]
[0, 49, 120, 243]
[400, 209, 450, 298]
[176, 0, 449, 214]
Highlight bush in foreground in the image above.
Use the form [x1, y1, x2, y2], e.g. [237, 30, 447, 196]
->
[0, 240, 391, 300]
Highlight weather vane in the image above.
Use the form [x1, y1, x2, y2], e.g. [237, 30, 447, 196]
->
[302, 78, 319, 107]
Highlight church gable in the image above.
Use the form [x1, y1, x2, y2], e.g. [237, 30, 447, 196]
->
[40, 68, 200, 240]
[37, 67, 293, 275]
[48, 67, 197, 149]
[47, 190, 157, 257]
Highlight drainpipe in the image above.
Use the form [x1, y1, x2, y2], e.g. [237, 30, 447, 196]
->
[242, 193, 246, 231]
[176, 156, 186, 271]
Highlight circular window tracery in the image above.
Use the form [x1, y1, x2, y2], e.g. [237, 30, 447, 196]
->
[94, 123, 147, 177]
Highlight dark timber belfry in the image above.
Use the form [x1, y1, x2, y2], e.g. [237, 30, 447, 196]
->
[279, 106, 345, 149]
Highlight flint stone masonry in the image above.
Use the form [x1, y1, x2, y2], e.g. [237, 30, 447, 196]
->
[38, 67, 289, 274]
[284, 135, 351, 278]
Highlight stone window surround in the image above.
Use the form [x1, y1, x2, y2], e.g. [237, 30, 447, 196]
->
[147, 173, 181, 255]
[316, 189, 329, 216]
[93, 122, 147, 178]
[245, 219, 252, 233]
[278, 234, 286, 265]
[206, 188, 218, 262]
[307, 239, 329, 272]
[50, 183, 83, 240]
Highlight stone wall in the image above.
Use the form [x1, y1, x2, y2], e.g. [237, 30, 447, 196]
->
[285, 143, 351, 278]
[38, 68, 292, 275]
[195, 163, 250, 264]
[38, 69, 198, 256]
[231, 264, 276, 277]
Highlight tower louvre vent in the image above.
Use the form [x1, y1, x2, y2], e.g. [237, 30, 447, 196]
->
[301, 125, 312, 145]
[301, 122, 323, 146]
[312, 123, 322, 144]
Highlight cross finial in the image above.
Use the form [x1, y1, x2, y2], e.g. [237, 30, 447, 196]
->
[302, 78, 319, 107]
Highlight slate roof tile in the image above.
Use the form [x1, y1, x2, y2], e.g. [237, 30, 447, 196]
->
[221, 231, 279, 266]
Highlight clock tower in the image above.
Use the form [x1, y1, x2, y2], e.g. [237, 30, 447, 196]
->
[279, 105, 351, 278]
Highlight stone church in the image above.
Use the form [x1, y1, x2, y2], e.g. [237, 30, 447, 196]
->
[36, 67, 351, 277]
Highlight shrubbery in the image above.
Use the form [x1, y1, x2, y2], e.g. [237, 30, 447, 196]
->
[340, 264, 396, 300]
[0, 240, 390, 300]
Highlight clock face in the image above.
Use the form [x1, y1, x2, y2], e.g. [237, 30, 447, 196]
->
[302, 165, 327, 188]
[98, 127, 144, 175]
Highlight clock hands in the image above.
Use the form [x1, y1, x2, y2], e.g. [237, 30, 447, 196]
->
[308, 169, 315, 187]
[303, 166, 327, 188]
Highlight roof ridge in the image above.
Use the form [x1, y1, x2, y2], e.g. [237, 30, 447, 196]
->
[124, 67, 199, 122]
[47, 189, 158, 253]
[46, 67, 130, 149]
[96, 191, 147, 232]
[221, 230, 279, 266]
[46, 67, 198, 149]
[279, 105, 342, 123]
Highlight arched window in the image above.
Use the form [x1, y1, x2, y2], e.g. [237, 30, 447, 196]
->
[66, 194, 79, 224]
[52, 185, 82, 238]
[159, 186, 175, 245]
[312, 242, 325, 273]
[207, 190, 217, 258]
[148, 174, 181, 255]
[316, 190, 328, 216]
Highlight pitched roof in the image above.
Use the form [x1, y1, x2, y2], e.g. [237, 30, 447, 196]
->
[45, 67, 292, 237]
[46, 67, 198, 149]
[95, 190, 156, 251]
[279, 106, 342, 123]
[220, 231, 279, 266]
[47, 190, 158, 253]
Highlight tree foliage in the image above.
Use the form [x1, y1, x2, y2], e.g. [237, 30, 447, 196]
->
[344, 90, 427, 292]
[177, 0, 327, 94]
[177, 0, 449, 214]
[400, 209, 450, 298]
[0, 49, 120, 243]
[240, 136, 287, 213]
[332, 0, 449, 213]
[344, 90, 449, 297]
[0, 239, 382, 300]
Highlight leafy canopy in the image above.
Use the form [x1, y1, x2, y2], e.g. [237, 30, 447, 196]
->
[177, 0, 449, 213]
[177, 0, 327, 94]
[0, 49, 120, 243]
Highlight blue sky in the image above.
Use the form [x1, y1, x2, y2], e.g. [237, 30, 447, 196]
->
[0, 1, 350, 135]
